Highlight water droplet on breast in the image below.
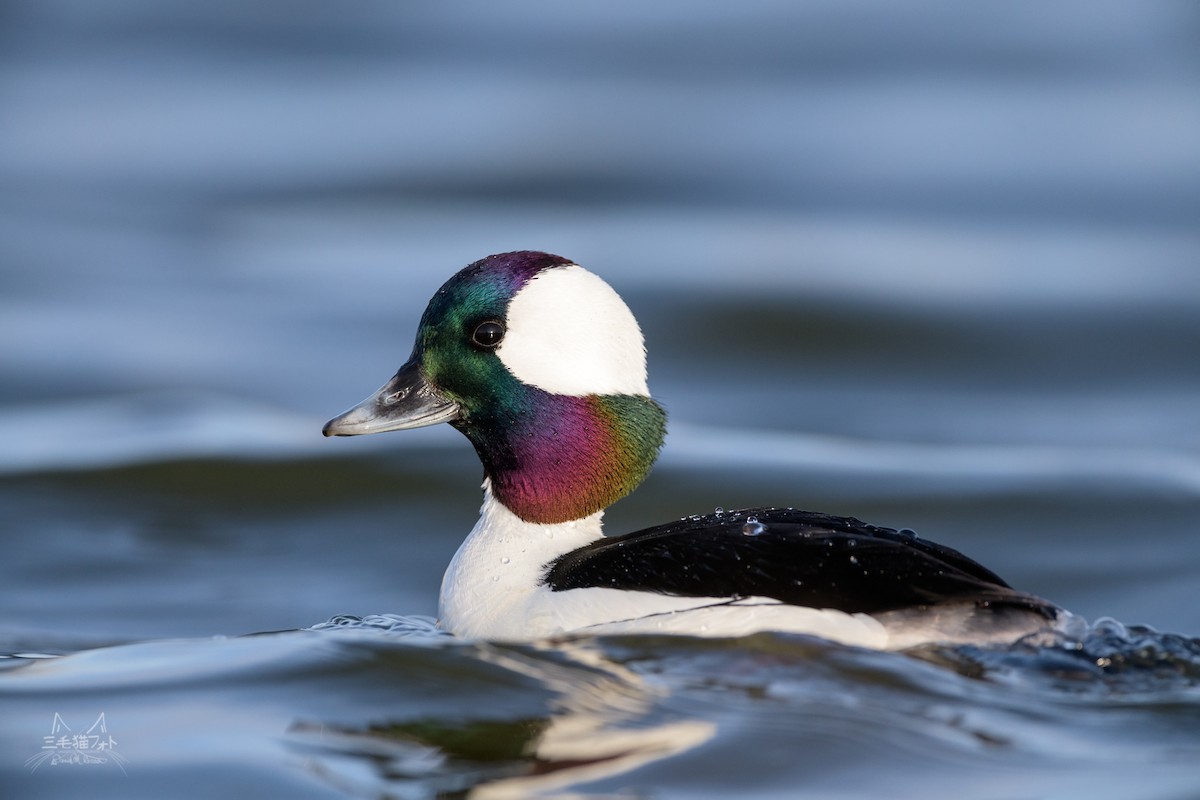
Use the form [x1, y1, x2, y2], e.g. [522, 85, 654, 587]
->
[714, 506, 724, 515]
[898, 528, 917, 538]
[848, 555, 859, 565]
[491, 576, 499, 582]
[500, 557, 510, 565]
[741, 516, 765, 536]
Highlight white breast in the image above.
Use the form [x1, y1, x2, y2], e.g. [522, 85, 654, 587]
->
[438, 484, 605, 639]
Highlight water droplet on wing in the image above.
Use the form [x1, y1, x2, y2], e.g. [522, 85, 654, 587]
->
[742, 516, 766, 536]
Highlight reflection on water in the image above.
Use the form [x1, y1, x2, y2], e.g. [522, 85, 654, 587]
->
[290, 634, 717, 798]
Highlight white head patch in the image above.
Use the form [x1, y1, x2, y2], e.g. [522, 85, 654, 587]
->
[497, 265, 650, 397]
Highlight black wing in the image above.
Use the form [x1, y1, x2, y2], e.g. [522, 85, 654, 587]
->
[542, 508, 1056, 618]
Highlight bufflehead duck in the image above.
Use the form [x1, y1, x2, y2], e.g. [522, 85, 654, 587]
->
[324, 251, 1059, 648]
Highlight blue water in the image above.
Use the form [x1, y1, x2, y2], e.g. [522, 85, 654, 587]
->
[2, 2, 1199, 797]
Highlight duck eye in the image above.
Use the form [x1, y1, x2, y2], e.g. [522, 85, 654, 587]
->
[471, 320, 505, 348]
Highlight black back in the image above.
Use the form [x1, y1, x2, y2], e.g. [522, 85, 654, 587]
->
[542, 508, 1056, 618]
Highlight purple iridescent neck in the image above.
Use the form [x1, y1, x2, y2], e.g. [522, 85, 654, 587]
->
[454, 391, 666, 525]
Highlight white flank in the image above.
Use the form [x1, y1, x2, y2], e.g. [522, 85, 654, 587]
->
[497, 264, 650, 397]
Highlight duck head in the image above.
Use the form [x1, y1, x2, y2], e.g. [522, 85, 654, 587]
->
[323, 251, 667, 525]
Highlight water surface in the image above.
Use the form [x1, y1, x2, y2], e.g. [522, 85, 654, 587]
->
[2, 2, 1199, 797]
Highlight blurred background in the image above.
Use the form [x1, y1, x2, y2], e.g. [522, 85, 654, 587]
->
[2, 1, 1199, 649]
